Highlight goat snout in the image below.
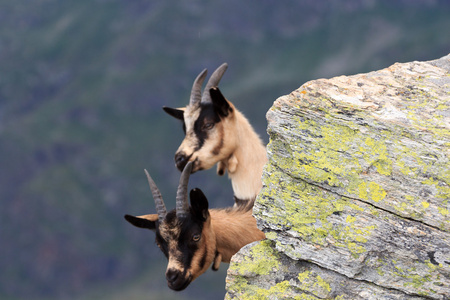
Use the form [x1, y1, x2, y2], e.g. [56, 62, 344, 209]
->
[174, 152, 191, 171]
[166, 268, 179, 283]
[166, 268, 191, 291]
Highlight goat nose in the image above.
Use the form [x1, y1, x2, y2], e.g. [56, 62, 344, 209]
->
[174, 153, 188, 171]
[166, 269, 179, 283]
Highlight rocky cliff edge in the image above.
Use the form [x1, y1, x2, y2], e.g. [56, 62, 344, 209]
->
[225, 54, 450, 299]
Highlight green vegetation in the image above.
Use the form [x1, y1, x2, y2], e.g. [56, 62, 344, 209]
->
[0, 1, 449, 299]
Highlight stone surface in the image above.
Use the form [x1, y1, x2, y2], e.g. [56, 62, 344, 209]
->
[225, 54, 450, 299]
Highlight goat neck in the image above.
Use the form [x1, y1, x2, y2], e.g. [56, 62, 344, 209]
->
[209, 202, 265, 263]
[221, 109, 267, 202]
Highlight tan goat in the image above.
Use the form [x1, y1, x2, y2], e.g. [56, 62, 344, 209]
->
[124, 162, 265, 291]
[163, 63, 267, 203]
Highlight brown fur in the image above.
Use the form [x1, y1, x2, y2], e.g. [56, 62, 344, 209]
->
[129, 200, 265, 289]
[209, 205, 265, 264]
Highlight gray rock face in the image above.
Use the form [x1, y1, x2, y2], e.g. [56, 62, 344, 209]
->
[225, 54, 450, 299]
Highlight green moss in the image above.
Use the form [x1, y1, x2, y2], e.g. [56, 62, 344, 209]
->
[346, 215, 356, 223]
[267, 96, 449, 230]
[228, 269, 336, 300]
[226, 277, 251, 299]
[230, 240, 280, 276]
[354, 181, 387, 203]
[389, 258, 444, 294]
[264, 231, 277, 240]
[261, 165, 348, 226]
[252, 281, 291, 299]
[260, 165, 377, 258]
[297, 270, 332, 296]
[269, 114, 394, 203]
[438, 207, 449, 216]
[315, 275, 331, 293]
[362, 137, 393, 176]
[248, 75, 450, 298]
[228, 279, 321, 300]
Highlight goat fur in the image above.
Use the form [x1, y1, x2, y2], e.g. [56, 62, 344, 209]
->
[164, 63, 267, 202]
[124, 162, 265, 291]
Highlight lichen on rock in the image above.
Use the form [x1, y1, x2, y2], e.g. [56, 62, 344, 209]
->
[225, 54, 450, 299]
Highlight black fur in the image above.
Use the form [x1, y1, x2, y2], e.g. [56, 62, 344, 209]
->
[190, 188, 209, 221]
[217, 167, 225, 176]
[233, 196, 254, 207]
[163, 106, 184, 120]
[191, 88, 231, 151]
[178, 213, 203, 270]
[165, 88, 231, 153]
[210, 87, 233, 117]
[193, 103, 221, 151]
[163, 106, 186, 134]
[125, 187, 218, 286]
[124, 214, 156, 231]
[231, 196, 256, 213]
[198, 243, 208, 270]
[154, 209, 205, 272]
[156, 231, 169, 258]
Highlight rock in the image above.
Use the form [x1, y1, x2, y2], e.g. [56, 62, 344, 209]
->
[225, 54, 450, 299]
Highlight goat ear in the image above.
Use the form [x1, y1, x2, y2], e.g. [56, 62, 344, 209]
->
[210, 87, 232, 117]
[189, 188, 209, 221]
[124, 214, 158, 231]
[163, 106, 185, 120]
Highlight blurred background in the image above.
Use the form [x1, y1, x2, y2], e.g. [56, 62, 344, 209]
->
[1, 0, 449, 299]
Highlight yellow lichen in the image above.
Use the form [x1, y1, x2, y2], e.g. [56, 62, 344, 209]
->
[297, 270, 332, 297]
[346, 215, 356, 223]
[230, 240, 280, 276]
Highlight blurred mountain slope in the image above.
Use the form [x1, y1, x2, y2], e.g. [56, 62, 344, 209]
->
[0, 0, 449, 299]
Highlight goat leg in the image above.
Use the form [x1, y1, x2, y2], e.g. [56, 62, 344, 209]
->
[227, 155, 238, 173]
[212, 252, 222, 271]
[217, 161, 227, 176]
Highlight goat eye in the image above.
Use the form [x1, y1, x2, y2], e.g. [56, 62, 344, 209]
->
[202, 122, 214, 130]
[192, 234, 201, 242]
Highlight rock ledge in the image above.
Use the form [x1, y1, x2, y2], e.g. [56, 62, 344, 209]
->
[226, 54, 450, 299]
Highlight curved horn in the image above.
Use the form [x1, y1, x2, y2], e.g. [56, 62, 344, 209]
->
[176, 161, 193, 218]
[189, 68, 208, 107]
[144, 169, 166, 222]
[201, 63, 228, 104]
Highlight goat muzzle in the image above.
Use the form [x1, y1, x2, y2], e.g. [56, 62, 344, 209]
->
[174, 152, 190, 171]
[166, 268, 192, 291]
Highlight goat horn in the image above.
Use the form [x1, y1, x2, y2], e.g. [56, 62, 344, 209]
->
[201, 63, 228, 104]
[176, 161, 193, 219]
[189, 68, 207, 107]
[144, 169, 166, 222]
